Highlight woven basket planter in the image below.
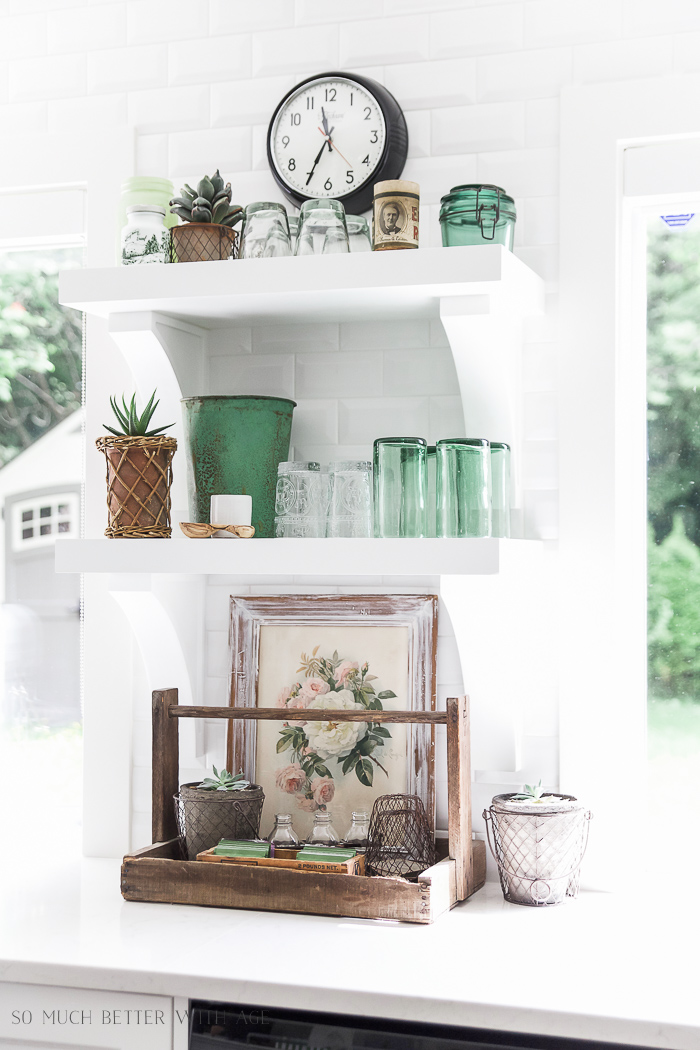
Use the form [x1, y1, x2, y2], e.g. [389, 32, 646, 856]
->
[175, 783, 264, 860]
[170, 223, 238, 263]
[96, 434, 177, 539]
[484, 793, 591, 907]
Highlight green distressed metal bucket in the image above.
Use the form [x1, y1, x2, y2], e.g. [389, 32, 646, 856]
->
[181, 395, 296, 538]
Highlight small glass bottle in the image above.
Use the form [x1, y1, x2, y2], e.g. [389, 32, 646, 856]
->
[344, 811, 370, 849]
[307, 812, 340, 846]
[267, 813, 300, 848]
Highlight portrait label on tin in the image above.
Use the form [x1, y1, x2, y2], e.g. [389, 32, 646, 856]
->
[379, 200, 406, 237]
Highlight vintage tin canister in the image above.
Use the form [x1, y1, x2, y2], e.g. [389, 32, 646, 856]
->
[372, 179, 420, 250]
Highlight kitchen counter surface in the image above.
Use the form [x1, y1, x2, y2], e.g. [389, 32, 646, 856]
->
[0, 854, 695, 1050]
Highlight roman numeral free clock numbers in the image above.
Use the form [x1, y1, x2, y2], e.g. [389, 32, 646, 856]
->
[267, 72, 408, 215]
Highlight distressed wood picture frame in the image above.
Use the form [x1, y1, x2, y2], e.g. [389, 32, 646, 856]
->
[227, 594, 438, 837]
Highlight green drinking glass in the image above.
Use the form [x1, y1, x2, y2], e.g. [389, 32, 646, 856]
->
[490, 441, 511, 538]
[436, 438, 492, 538]
[373, 437, 427, 538]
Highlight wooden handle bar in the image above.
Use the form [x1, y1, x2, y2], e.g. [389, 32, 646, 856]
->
[169, 705, 447, 724]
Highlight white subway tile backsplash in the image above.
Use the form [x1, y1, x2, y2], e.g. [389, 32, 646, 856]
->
[340, 319, 431, 350]
[207, 327, 253, 356]
[128, 84, 209, 133]
[169, 34, 251, 86]
[0, 13, 47, 58]
[673, 30, 700, 72]
[48, 91, 126, 135]
[135, 132, 168, 176]
[211, 74, 295, 127]
[9, 51, 86, 101]
[338, 397, 430, 444]
[514, 243, 558, 285]
[383, 348, 457, 397]
[296, 351, 383, 399]
[208, 352, 295, 398]
[524, 390, 558, 440]
[477, 46, 572, 102]
[253, 25, 338, 77]
[0, 99, 47, 134]
[295, 0, 380, 25]
[211, 0, 294, 35]
[428, 396, 464, 441]
[432, 101, 525, 155]
[430, 320, 449, 347]
[47, 2, 126, 54]
[525, 0, 623, 48]
[623, 0, 700, 37]
[293, 444, 372, 464]
[525, 96, 559, 147]
[290, 399, 339, 445]
[340, 16, 430, 67]
[431, 4, 524, 59]
[206, 630, 230, 678]
[574, 35, 674, 83]
[401, 154, 479, 204]
[168, 126, 252, 176]
[523, 194, 558, 244]
[253, 323, 339, 354]
[88, 43, 167, 94]
[477, 147, 557, 198]
[385, 58, 476, 110]
[521, 441, 558, 489]
[405, 109, 431, 159]
[127, 0, 203, 45]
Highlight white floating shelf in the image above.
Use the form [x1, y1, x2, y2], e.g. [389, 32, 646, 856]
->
[53, 537, 541, 577]
[59, 244, 544, 326]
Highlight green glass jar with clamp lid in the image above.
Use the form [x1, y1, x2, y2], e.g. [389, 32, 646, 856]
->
[439, 184, 516, 249]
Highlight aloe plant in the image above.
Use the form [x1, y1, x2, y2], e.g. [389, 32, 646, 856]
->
[199, 766, 250, 792]
[170, 170, 243, 228]
[104, 390, 174, 438]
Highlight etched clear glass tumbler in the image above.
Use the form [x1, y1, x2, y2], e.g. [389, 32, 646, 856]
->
[326, 460, 372, 537]
[239, 201, 292, 258]
[295, 198, 349, 255]
[274, 461, 326, 538]
[373, 437, 427, 538]
[346, 215, 372, 252]
[436, 438, 492, 538]
[490, 441, 511, 538]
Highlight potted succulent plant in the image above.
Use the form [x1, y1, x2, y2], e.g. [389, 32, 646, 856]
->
[95, 391, 176, 539]
[169, 170, 243, 262]
[175, 766, 264, 860]
[483, 780, 592, 907]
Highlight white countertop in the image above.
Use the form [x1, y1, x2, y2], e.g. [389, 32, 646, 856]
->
[0, 855, 696, 1050]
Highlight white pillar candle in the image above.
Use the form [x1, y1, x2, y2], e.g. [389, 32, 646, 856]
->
[210, 494, 252, 538]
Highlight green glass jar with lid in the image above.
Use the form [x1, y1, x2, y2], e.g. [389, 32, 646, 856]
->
[439, 184, 516, 249]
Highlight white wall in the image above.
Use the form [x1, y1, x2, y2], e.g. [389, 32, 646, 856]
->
[3, 0, 693, 861]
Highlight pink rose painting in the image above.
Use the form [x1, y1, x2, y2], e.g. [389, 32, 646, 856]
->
[274, 647, 396, 812]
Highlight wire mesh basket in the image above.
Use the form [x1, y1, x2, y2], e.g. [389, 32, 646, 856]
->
[175, 784, 264, 860]
[483, 794, 592, 906]
[365, 793, 436, 880]
[170, 223, 238, 263]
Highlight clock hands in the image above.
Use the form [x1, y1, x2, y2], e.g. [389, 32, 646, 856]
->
[305, 124, 334, 186]
[316, 120, 353, 170]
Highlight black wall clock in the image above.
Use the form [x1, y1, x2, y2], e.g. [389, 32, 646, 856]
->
[267, 71, 408, 215]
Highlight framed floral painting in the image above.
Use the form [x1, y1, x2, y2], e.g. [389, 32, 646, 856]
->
[227, 594, 438, 840]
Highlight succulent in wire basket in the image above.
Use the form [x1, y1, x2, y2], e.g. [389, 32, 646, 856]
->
[103, 390, 174, 438]
[198, 766, 251, 792]
[169, 170, 243, 228]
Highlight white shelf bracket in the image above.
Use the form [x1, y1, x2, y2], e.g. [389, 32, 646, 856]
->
[440, 294, 525, 511]
[107, 311, 207, 526]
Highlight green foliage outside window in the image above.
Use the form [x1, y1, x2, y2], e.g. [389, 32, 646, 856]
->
[0, 248, 82, 468]
[648, 222, 700, 699]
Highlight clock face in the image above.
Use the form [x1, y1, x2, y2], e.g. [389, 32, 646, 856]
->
[269, 76, 387, 204]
